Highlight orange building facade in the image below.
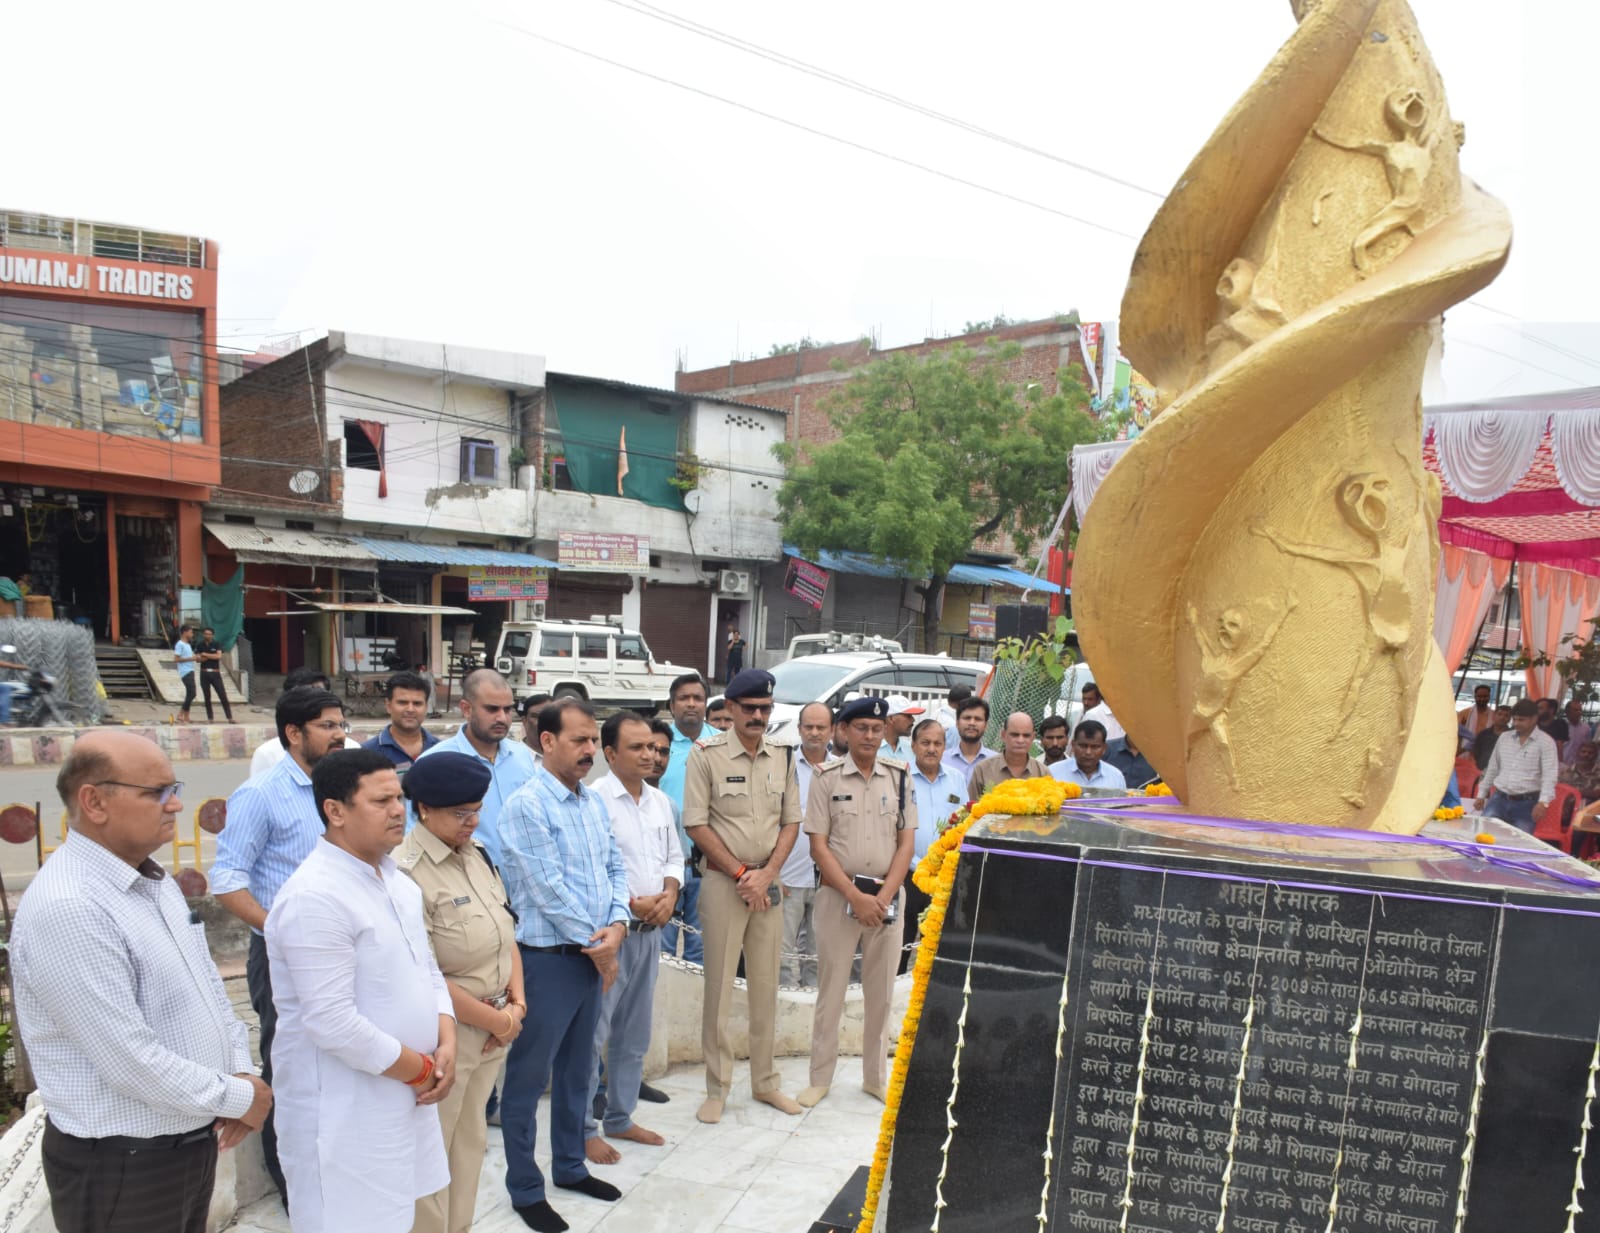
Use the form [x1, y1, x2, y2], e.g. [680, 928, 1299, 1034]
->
[0, 210, 220, 643]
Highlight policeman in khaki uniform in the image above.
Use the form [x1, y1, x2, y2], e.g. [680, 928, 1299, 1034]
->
[395, 753, 526, 1233]
[682, 669, 805, 1125]
[799, 695, 917, 1108]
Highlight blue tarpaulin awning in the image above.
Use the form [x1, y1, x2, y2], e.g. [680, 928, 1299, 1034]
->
[782, 546, 1064, 595]
[350, 538, 560, 570]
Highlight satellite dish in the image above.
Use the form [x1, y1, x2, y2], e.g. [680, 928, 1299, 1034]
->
[289, 469, 321, 495]
[682, 488, 703, 514]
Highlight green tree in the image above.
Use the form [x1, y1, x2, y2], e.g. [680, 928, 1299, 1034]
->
[776, 343, 1095, 651]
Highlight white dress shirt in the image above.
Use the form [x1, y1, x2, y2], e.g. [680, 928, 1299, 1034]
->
[594, 772, 684, 902]
[1082, 702, 1126, 742]
[12, 831, 255, 1138]
[781, 755, 827, 888]
[266, 840, 453, 1233]
[249, 733, 360, 780]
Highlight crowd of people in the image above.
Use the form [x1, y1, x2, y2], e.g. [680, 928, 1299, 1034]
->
[8, 662, 1170, 1233]
[1458, 685, 1599, 833]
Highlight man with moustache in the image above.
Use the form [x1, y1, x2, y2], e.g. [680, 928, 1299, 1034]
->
[967, 711, 1046, 797]
[213, 686, 348, 1207]
[496, 699, 631, 1233]
[519, 694, 552, 765]
[413, 669, 539, 863]
[941, 696, 995, 780]
[683, 670, 804, 1124]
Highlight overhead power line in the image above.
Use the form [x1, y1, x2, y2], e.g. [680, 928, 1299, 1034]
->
[474, 13, 1142, 243]
[599, 0, 1165, 201]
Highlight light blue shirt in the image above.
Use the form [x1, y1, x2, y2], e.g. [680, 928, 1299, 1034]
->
[879, 736, 912, 764]
[212, 753, 321, 934]
[410, 729, 539, 865]
[1048, 759, 1127, 791]
[174, 639, 194, 679]
[910, 763, 970, 861]
[497, 767, 632, 948]
[942, 745, 995, 781]
[658, 723, 703, 859]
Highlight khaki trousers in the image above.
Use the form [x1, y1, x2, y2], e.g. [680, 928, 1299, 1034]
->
[700, 868, 783, 1099]
[810, 884, 905, 1091]
[414, 1023, 506, 1233]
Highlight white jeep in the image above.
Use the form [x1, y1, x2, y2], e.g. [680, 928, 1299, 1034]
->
[492, 616, 687, 712]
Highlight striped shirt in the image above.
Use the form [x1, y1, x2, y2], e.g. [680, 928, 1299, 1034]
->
[1482, 727, 1559, 800]
[13, 832, 255, 1137]
[497, 767, 631, 949]
[213, 752, 322, 933]
[411, 729, 538, 864]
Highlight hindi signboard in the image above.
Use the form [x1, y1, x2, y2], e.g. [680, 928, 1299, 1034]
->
[968, 603, 996, 641]
[784, 557, 829, 610]
[557, 532, 649, 572]
[467, 565, 548, 601]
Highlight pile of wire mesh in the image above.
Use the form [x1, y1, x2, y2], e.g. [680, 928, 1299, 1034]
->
[981, 652, 1071, 745]
[0, 619, 105, 725]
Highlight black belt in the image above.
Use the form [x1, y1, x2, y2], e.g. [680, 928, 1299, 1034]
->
[525, 943, 587, 956]
[1503, 791, 1540, 802]
[628, 920, 658, 934]
[47, 1120, 213, 1151]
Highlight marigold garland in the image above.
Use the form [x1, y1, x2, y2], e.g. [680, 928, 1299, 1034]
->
[1144, 781, 1174, 796]
[858, 778, 1070, 1232]
[1433, 805, 1466, 820]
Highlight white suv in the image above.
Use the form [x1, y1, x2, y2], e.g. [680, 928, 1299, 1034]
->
[763, 651, 993, 743]
[492, 617, 688, 712]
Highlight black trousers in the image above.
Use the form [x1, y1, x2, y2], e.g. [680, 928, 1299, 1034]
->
[43, 1119, 217, 1233]
[246, 932, 288, 1205]
[178, 673, 196, 715]
[199, 670, 233, 721]
[899, 882, 932, 975]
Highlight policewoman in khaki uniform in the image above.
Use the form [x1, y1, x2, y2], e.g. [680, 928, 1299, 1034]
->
[395, 753, 526, 1233]
[682, 669, 805, 1125]
[799, 695, 917, 1108]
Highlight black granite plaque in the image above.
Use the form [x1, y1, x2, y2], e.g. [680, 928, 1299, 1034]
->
[880, 809, 1600, 1233]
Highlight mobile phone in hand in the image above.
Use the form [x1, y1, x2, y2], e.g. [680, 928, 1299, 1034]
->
[767, 883, 782, 907]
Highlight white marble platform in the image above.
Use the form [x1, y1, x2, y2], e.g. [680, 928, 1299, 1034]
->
[224, 1054, 884, 1233]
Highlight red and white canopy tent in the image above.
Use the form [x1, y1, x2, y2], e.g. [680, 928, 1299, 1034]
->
[1070, 386, 1600, 699]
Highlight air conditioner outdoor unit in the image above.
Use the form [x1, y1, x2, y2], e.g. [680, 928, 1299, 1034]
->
[718, 569, 751, 595]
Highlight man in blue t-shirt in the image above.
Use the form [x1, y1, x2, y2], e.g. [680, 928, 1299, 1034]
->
[172, 624, 197, 724]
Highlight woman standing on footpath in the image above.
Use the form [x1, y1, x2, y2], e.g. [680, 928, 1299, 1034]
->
[396, 752, 527, 1233]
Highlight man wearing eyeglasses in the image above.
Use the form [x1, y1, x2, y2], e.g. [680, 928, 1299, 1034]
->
[411, 669, 539, 865]
[682, 669, 804, 1125]
[213, 686, 348, 1209]
[13, 732, 272, 1233]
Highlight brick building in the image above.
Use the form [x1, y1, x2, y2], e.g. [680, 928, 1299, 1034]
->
[676, 318, 1085, 658]
[674, 316, 1093, 452]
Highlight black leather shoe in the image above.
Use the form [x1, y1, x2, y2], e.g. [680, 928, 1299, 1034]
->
[638, 1082, 670, 1104]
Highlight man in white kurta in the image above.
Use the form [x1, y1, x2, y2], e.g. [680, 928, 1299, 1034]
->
[266, 749, 457, 1233]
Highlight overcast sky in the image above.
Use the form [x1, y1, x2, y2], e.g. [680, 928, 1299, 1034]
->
[13, 0, 1598, 402]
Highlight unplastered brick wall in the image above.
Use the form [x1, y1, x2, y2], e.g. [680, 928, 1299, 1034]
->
[219, 339, 336, 513]
[675, 319, 1090, 454]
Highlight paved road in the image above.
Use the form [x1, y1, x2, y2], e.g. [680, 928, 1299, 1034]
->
[0, 759, 251, 900]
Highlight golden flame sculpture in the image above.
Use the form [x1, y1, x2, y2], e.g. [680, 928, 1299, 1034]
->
[1074, 0, 1510, 833]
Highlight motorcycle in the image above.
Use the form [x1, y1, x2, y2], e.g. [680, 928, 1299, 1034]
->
[0, 646, 70, 727]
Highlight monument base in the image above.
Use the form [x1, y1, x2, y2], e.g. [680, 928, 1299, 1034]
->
[879, 804, 1600, 1233]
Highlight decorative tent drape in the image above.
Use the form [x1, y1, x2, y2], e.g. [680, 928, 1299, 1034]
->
[354, 419, 388, 498]
[1426, 410, 1547, 503]
[1432, 545, 1511, 673]
[1070, 442, 1126, 525]
[1518, 563, 1600, 699]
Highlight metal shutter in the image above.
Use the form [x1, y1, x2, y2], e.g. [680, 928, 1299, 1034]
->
[641, 584, 713, 677]
[547, 579, 625, 622]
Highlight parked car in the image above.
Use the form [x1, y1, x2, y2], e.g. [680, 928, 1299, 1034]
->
[763, 651, 992, 743]
[784, 632, 905, 661]
[492, 617, 688, 712]
[1054, 660, 1098, 731]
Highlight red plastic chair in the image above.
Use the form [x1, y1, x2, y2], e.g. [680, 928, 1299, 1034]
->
[1454, 755, 1481, 802]
[1533, 784, 1584, 854]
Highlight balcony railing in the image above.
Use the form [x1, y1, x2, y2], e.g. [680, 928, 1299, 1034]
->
[1, 212, 207, 269]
